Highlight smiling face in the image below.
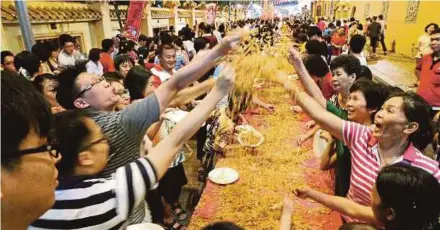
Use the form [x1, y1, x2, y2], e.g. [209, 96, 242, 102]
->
[331, 67, 355, 93]
[346, 90, 372, 124]
[373, 97, 412, 142]
[159, 48, 176, 72]
[118, 61, 133, 78]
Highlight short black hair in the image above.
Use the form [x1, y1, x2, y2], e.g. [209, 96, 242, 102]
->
[424, 23, 439, 33]
[32, 43, 50, 62]
[125, 65, 152, 100]
[203, 24, 212, 34]
[88, 48, 101, 62]
[54, 110, 91, 177]
[359, 66, 373, 81]
[330, 54, 361, 80]
[114, 54, 135, 71]
[372, 16, 377, 21]
[103, 72, 124, 83]
[173, 38, 184, 48]
[350, 35, 366, 54]
[101, 39, 114, 52]
[138, 34, 148, 42]
[194, 37, 209, 53]
[378, 15, 383, 20]
[305, 40, 328, 57]
[1, 71, 52, 169]
[307, 26, 322, 38]
[1, 50, 14, 64]
[157, 44, 176, 56]
[59, 34, 74, 47]
[376, 163, 440, 230]
[14, 51, 41, 77]
[430, 28, 440, 35]
[303, 54, 329, 78]
[118, 40, 136, 55]
[56, 67, 82, 109]
[32, 73, 57, 93]
[350, 79, 388, 120]
[202, 221, 244, 230]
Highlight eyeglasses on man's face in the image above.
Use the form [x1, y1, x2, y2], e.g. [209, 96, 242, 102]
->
[4, 144, 61, 160]
[74, 77, 107, 99]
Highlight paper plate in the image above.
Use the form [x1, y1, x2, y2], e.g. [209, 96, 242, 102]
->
[313, 129, 328, 158]
[208, 167, 239, 185]
[127, 223, 164, 230]
[237, 129, 264, 147]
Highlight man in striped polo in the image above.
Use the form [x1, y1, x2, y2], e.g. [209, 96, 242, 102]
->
[55, 32, 245, 225]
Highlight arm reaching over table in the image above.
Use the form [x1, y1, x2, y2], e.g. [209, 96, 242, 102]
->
[294, 187, 378, 225]
[280, 195, 295, 230]
[287, 45, 327, 108]
[147, 65, 236, 178]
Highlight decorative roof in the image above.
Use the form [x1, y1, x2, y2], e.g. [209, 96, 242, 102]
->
[177, 10, 191, 18]
[195, 10, 205, 18]
[1, 3, 101, 24]
[110, 9, 129, 20]
[151, 10, 173, 19]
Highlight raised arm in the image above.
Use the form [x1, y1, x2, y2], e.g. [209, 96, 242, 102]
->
[154, 29, 247, 112]
[168, 78, 215, 108]
[294, 187, 378, 224]
[147, 66, 235, 178]
[288, 46, 327, 108]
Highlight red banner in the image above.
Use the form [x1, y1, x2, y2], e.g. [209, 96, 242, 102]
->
[123, 0, 147, 41]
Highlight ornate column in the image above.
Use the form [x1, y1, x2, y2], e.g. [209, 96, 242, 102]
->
[91, 2, 112, 47]
[145, 2, 153, 36]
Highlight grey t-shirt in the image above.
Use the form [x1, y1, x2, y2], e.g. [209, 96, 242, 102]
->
[367, 22, 381, 38]
[89, 93, 160, 224]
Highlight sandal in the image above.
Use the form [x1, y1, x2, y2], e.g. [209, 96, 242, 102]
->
[162, 218, 185, 230]
[172, 204, 188, 221]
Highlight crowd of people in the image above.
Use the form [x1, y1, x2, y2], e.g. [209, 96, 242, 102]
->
[1, 15, 440, 230]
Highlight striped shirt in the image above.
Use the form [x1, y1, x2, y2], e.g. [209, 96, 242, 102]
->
[29, 158, 158, 230]
[88, 93, 160, 224]
[342, 121, 440, 223]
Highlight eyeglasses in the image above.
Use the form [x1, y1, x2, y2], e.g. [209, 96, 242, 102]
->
[4, 144, 60, 159]
[78, 136, 108, 152]
[74, 77, 106, 99]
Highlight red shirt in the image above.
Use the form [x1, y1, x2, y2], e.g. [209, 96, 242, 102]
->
[321, 72, 336, 99]
[416, 54, 440, 107]
[317, 21, 326, 32]
[341, 121, 440, 223]
[99, 52, 115, 73]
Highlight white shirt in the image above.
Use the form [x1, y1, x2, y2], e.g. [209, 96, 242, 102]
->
[86, 60, 104, 76]
[354, 52, 368, 66]
[58, 50, 76, 68]
[183, 40, 196, 55]
[379, 20, 386, 34]
[417, 34, 433, 57]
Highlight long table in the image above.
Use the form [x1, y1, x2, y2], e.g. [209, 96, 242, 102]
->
[189, 85, 343, 230]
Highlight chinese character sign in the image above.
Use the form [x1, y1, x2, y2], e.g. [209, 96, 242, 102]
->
[206, 3, 217, 25]
[123, 0, 147, 41]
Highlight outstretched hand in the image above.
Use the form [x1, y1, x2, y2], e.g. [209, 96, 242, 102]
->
[287, 45, 302, 65]
[293, 186, 311, 199]
[215, 65, 236, 94]
[220, 27, 251, 54]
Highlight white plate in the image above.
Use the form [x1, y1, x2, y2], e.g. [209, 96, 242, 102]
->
[313, 129, 328, 158]
[237, 129, 264, 147]
[208, 167, 239, 185]
[235, 124, 255, 133]
[127, 223, 164, 230]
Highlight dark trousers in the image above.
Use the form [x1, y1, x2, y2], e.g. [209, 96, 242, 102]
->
[370, 36, 379, 54]
[196, 125, 207, 160]
[379, 34, 387, 52]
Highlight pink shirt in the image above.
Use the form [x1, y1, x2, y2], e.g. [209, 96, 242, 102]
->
[342, 121, 440, 223]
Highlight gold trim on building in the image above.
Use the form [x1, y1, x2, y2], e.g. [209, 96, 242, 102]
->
[1, 3, 101, 24]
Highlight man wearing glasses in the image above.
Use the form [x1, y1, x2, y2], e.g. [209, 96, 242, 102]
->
[55, 31, 246, 224]
[58, 34, 84, 70]
[1, 71, 62, 229]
